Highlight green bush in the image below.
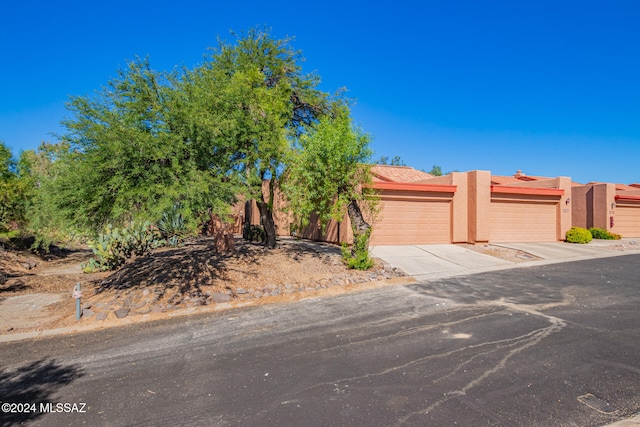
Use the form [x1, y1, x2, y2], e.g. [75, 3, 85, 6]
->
[82, 221, 164, 272]
[157, 203, 187, 247]
[341, 229, 374, 270]
[565, 227, 593, 244]
[243, 224, 265, 242]
[588, 227, 621, 240]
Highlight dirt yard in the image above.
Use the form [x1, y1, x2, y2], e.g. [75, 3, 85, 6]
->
[0, 237, 410, 336]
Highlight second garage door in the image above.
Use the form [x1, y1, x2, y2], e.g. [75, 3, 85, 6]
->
[615, 203, 640, 237]
[371, 197, 451, 245]
[490, 200, 558, 242]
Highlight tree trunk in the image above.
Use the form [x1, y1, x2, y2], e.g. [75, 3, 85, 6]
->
[346, 200, 371, 255]
[257, 200, 277, 249]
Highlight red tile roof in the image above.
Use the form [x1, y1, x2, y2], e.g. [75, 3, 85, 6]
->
[370, 165, 433, 183]
[491, 175, 550, 185]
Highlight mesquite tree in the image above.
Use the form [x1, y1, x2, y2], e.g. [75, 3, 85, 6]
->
[283, 107, 377, 268]
[181, 28, 332, 248]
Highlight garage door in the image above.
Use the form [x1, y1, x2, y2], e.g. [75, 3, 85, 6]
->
[370, 198, 451, 245]
[615, 204, 640, 237]
[490, 201, 557, 242]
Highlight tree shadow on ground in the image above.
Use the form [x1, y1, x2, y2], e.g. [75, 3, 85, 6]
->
[2, 236, 91, 262]
[0, 280, 29, 294]
[0, 358, 84, 427]
[95, 237, 261, 297]
[277, 238, 342, 262]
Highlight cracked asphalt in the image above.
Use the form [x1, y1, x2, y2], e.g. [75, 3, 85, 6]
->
[1, 254, 639, 426]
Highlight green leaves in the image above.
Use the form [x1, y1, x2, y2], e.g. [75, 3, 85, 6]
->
[283, 107, 374, 231]
[82, 221, 165, 272]
[58, 57, 238, 234]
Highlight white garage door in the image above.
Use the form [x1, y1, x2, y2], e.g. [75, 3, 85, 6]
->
[371, 198, 451, 245]
[615, 204, 640, 237]
[490, 201, 558, 242]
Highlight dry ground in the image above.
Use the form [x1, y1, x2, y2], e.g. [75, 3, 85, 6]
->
[3, 236, 633, 337]
[0, 237, 409, 335]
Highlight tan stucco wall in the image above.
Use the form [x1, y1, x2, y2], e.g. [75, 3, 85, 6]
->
[593, 183, 616, 231]
[468, 170, 491, 243]
[557, 177, 572, 240]
[450, 172, 469, 243]
[571, 185, 592, 229]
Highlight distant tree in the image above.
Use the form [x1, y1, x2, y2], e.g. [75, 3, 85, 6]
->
[0, 141, 25, 231]
[429, 165, 443, 176]
[283, 107, 377, 268]
[17, 142, 81, 249]
[376, 155, 405, 166]
[390, 156, 405, 166]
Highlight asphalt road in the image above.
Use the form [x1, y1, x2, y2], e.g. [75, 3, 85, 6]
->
[1, 254, 639, 426]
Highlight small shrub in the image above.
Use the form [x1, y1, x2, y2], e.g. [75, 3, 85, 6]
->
[82, 221, 164, 272]
[243, 223, 265, 242]
[157, 203, 187, 247]
[588, 227, 621, 240]
[565, 227, 593, 244]
[341, 229, 374, 270]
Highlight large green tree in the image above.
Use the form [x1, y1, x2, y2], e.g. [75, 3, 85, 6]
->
[58, 58, 235, 233]
[283, 107, 377, 268]
[181, 28, 332, 248]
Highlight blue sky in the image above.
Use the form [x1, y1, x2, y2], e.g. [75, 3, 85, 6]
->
[1, 0, 638, 184]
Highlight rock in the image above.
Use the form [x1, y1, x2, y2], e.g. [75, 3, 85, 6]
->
[0, 272, 6, 285]
[18, 258, 37, 269]
[135, 301, 146, 309]
[151, 304, 164, 313]
[236, 288, 248, 295]
[284, 289, 295, 294]
[96, 312, 108, 321]
[269, 289, 281, 297]
[253, 291, 264, 298]
[284, 284, 294, 289]
[82, 308, 95, 317]
[212, 293, 232, 303]
[114, 308, 130, 319]
[142, 289, 150, 296]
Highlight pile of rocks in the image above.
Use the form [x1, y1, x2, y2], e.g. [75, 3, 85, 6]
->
[79, 262, 405, 321]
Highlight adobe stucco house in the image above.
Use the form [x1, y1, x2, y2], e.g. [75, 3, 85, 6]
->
[239, 165, 638, 246]
[369, 168, 571, 245]
[572, 182, 640, 237]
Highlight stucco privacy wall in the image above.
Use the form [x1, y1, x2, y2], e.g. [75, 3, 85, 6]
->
[572, 183, 640, 237]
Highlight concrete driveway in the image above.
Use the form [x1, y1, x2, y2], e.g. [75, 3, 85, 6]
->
[371, 240, 640, 280]
[371, 244, 511, 280]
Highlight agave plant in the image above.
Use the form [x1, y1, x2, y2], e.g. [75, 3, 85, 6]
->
[157, 203, 187, 247]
